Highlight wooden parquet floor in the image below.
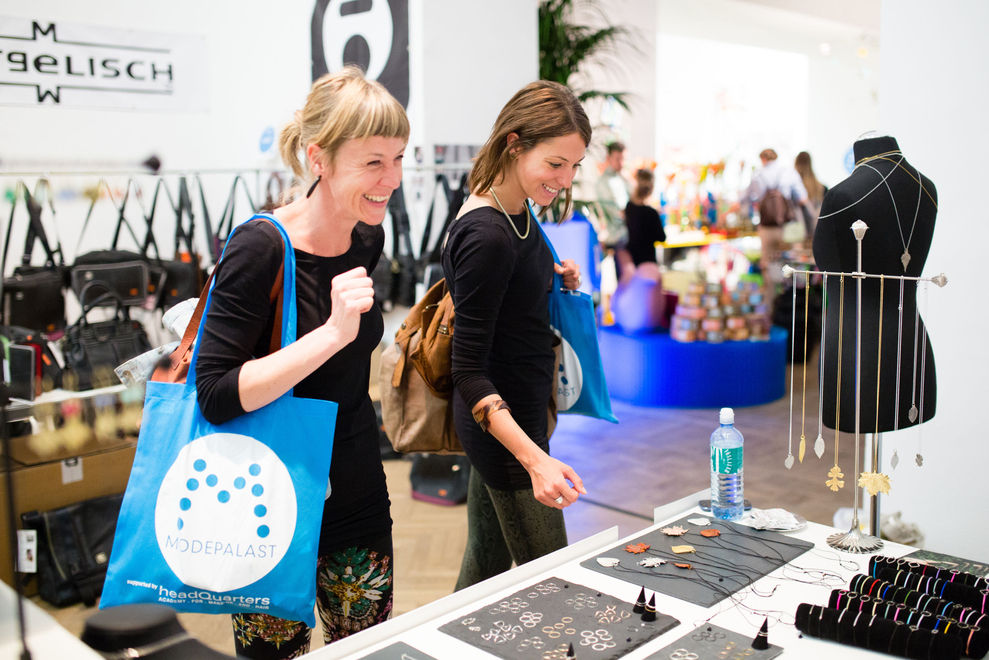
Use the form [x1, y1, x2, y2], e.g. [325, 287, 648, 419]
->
[44, 356, 862, 655]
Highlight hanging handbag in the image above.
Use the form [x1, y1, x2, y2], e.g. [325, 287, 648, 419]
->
[61, 283, 153, 390]
[20, 493, 125, 607]
[141, 177, 207, 309]
[1, 180, 69, 333]
[70, 180, 166, 308]
[100, 215, 337, 627]
[535, 210, 618, 423]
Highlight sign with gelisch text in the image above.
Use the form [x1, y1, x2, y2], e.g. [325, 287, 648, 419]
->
[0, 16, 207, 110]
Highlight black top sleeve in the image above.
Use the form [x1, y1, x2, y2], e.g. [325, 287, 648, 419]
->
[195, 221, 282, 425]
[447, 210, 518, 408]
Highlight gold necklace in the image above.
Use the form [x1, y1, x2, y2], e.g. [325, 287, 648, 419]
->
[826, 275, 846, 492]
[489, 186, 530, 240]
[855, 156, 937, 208]
[799, 270, 810, 463]
[854, 149, 903, 166]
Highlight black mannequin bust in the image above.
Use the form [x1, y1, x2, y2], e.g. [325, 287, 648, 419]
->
[812, 136, 937, 433]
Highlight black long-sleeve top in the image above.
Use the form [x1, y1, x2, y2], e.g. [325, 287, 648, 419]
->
[195, 219, 390, 551]
[441, 206, 556, 490]
[624, 201, 666, 266]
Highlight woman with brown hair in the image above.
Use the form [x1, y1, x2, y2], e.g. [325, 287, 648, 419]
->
[442, 81, 588, 589]
[795, 150, 827, 238]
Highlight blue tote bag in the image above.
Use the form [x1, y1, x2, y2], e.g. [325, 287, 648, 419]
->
[535, 208, 618, 423]
[101, 216, 337, 626]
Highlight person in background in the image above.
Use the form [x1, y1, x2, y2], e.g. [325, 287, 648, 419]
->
[195, 67, 408, 658]
[442, 81, 587, 590]
[594, 140, 630, 247]
[745, 148, 809, 306]
[795, 150, 827, 240]
[624, 168, 666, 268]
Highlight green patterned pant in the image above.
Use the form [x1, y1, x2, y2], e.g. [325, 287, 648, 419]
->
[455, 466, 568, 591]
[231, 533, 393, 659]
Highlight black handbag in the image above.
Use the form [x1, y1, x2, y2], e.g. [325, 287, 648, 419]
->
[1, 324, 64, 392]
[409, 454, 470, 505]
[21, 493, 124, 607]
[1, 180, 69, 332]
[198, 174, 257, 262]
[62, 284, 152, 390]
[71, 180, 165, 308]
[141, 177, 206, 309]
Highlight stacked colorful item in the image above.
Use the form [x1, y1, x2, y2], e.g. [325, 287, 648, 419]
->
[670, 281, 770, 343]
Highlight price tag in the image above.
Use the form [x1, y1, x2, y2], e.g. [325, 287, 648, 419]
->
[17, 530, 37, 573]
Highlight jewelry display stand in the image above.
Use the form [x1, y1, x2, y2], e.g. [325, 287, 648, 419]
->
[783, 220, 947, 553]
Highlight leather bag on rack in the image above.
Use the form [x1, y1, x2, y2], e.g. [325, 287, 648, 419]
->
[62, 283, 152, 390]
[140, 177, 207, 309]
[1, 180, 69, 333]
[70, 180, 165, 308]
[20, 493, 125, 607]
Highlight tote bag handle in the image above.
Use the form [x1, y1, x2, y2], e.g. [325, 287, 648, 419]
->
[185, 213, 296, 386]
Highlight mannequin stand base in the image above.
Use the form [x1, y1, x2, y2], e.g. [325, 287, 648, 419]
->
[827, 525, 883, 553]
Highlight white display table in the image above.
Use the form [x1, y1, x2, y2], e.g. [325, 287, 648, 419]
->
[0, 580, 102, 659]
[314, 490, 918, 659]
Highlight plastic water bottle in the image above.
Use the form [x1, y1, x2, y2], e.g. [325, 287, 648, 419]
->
[710, 407, 744, 520]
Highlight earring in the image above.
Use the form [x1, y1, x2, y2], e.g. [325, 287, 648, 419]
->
[306, 175, 321, 199]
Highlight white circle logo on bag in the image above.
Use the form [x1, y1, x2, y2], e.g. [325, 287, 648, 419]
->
[155, 434, 296, 592]
[555, 334, 583, 411]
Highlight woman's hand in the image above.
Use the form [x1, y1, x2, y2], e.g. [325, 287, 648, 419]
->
[322, 266, 375, 345]
[526, 453, 587, 509]
[555, 258, 581, 291]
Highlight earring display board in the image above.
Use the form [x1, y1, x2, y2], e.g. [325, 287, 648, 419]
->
[580, 516, 813, 607]
[357, 641, 437, 659]
[643, 623, 784, 660]
[437, 577, 678, 660]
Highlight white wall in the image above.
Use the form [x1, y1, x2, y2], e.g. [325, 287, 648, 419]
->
[878, 0, 989, 563]
[579, 0, 879, 190]
[0, 1, 538, 266]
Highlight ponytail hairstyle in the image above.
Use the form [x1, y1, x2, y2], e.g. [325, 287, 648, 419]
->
[469, 80, 591, 219]
[633, 168, 654, 203]
[278, 66, 410, 184]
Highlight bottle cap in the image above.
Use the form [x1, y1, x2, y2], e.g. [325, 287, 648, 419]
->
[720, 407, 734, 425]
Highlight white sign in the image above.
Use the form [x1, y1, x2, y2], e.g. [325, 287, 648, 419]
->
[0, 16, 208, 111]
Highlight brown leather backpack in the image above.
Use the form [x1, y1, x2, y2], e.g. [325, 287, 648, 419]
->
[379, 279, 462, 454]
[758, 188, 794, 228]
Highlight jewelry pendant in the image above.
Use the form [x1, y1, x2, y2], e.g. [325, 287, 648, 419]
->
[915, 453, 924, 467]
[901, 250, 911, 271]
[891, 448, 899, 469]
[826, 465, 845, 491]
[798, 435, 806, 463]
[784, 453, 795, 470]
[857, 471, 891, 497]
[908, 404, 918, 423]
[814, 434, 825, 459]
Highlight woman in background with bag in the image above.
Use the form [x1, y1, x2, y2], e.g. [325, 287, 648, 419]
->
[442, 81, 588, 589]
[195, 67, 408, 657]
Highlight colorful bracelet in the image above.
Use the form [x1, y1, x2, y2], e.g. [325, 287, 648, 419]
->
[473, 399, 511, 433]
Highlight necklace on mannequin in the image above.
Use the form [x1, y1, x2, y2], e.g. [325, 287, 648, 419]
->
[857, 160, 923, 271]
[817, 153, 907, 221]
[489, 186, 530, 240]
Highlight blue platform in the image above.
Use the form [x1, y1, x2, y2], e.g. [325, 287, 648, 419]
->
[599, 325, 788, 408]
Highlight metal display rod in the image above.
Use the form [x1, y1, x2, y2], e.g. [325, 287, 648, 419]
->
[782, 220, 947, 553]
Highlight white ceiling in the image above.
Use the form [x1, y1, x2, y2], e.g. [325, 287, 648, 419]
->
[736, 0, 880, 32]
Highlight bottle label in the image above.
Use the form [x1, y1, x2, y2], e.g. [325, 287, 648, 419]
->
[712, 446, 743, 474]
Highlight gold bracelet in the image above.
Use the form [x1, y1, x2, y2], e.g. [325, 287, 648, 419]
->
[473, 399, 511, 433]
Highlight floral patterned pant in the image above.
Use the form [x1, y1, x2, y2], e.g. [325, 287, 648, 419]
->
[231, 533, 393, 659]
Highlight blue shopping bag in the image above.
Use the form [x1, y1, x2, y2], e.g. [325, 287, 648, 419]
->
[101, 216, 337, 626]
[535, 208, 618, 424]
